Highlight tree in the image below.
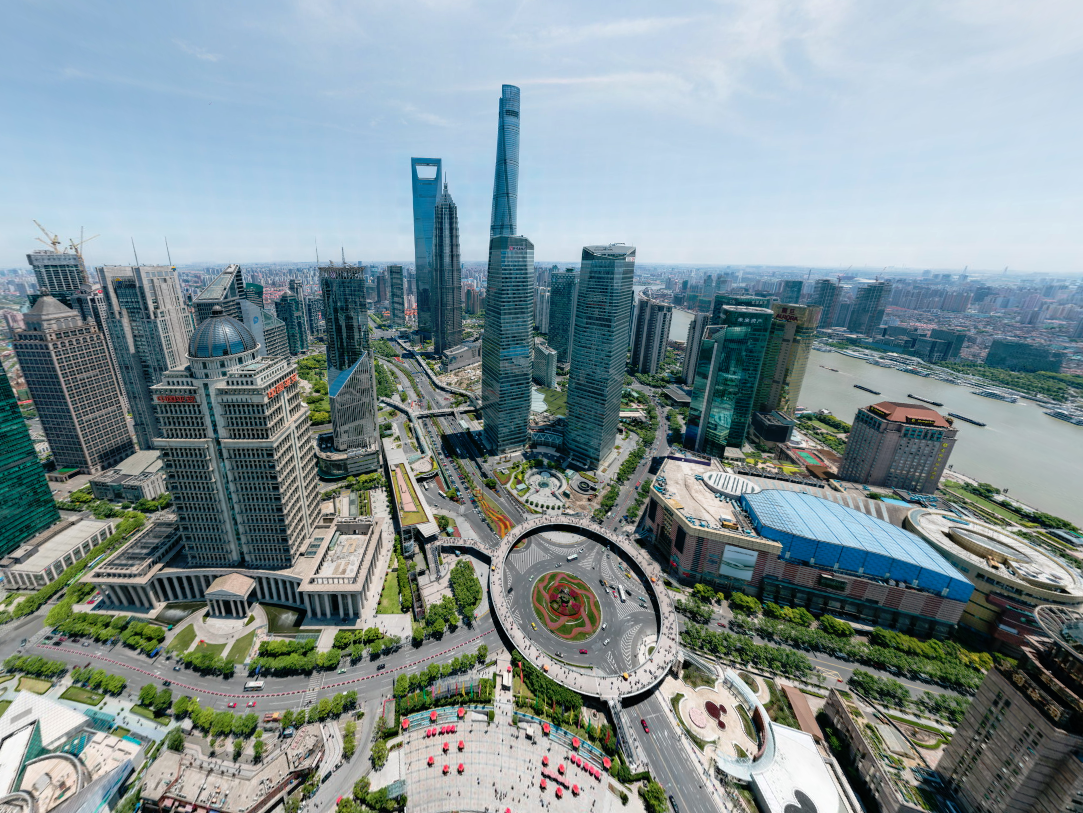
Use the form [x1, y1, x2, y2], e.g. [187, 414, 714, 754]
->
[820, 615, 854, 638]
[253, 739, 265, 761]
[371, 738, 388, 769]
[138, 683, 158, 707]
[729, 593, 761, 615]
[281, 709, 294, 729]
[233, 739, 244, 760]
[476, 644, 488, 665]
[692, 583, 716, 603]
[165, 727, 185, 752]
[639, 781, 668, 813]
[153, 687, 173, 713]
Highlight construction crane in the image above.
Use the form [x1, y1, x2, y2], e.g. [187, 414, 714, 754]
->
[32, 220, 63, 253]
[68, 228, 99, 259]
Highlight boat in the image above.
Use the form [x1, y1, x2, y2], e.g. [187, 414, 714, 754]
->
[854, 385, 881, 394]
[972, 390, 1018, 403]
[908, 394, 944, 407]
[948, 413, 987, 427]
[817, 366, 840, 372]
[1045, 410, 1083, 426]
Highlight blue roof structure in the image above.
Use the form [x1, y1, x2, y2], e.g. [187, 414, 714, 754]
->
[741, 490, 973, 602]
[189, 308, 258, 358]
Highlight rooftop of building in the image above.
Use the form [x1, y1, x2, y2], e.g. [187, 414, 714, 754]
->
[908, 510, 1083, 598]
[1, 516, 113, 571]
[90, 451, 161, 480]
[652, 458, 756, 536]
[743, 490, 972, 600]
[188, 307, 258, 358]
[193, 267, 238, 302]
[0, 693, 88, 753]
[864, 401, 952, 428]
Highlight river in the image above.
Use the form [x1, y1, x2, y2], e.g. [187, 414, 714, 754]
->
[799, 352, 1083, 526]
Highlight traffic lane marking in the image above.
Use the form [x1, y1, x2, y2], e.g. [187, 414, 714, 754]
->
[38, 629, 494, 698]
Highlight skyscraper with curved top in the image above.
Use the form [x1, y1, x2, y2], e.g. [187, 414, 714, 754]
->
[490, 84, 520, 238]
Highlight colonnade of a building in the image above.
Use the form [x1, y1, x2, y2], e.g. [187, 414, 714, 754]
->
[210, 598, 249, 617]
[98, 582, 156, 610]
[302, 591, 360, 620]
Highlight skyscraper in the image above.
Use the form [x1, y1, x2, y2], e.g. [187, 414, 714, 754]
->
[565, 245, 636, 468]
[683, 312, 709, 385]
[490, 84, 520, 238]
[193, 264, 245, 323]
[275, 293, 308, 355]
[411, 158, 442, 341]
[630, 297, 673, 375]
[0, 370, 59, 558]
[244, 282, 265, 308]
[778, 280, 803, 305]
[481, 236, 535, 454]
[14, 297, 135, 474]
[99, 265, 193, 450]
[809, 279, 841, 328]
[684, 306, 773, 455]
[752, 303, 821, 415]
[320, 264, 370, 381]
[27, 249, 89, 303]
[152, 307, 319, 568]
[548, 269, 578, 366]
[847, 281, 892, 336]
[712, 294, 771, 321]
[388, 265, 405, 327]
[431, 182, 463, 355]
[534, 287, 550, 334]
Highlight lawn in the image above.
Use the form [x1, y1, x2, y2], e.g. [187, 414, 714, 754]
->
[167, 624, 197, 654]
[537, 387, 567, 416]
[17, 677, 52, 694]
[377, 570, 400, 615]
[61, 686, 105, 706]
[192, 642, 226, 658]
[0, 700, 10, 718]
[131, 705, 172, 725]
[111, 726, 130, 738]
[390, 463, 428, 526]
[941, 481, 1023, 522]
[226, 631, 256, 664]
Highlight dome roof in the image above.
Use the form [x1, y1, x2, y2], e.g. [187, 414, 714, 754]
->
[188, 305, 258, 358]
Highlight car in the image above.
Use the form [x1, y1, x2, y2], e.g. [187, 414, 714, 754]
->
[228, 702, 237, 708]
[670, 794, 679, 812]
[247, 701, 256, 707]
[173, 665, 181, 671]
[377, 663, 386, 671]
[717, 621, 726, 627]
[82, 641, 90, 647]
[603, 638, 610, 646]
[641, 718, 649, 734]
[579, 649, 588, 654]
[162, 681, 171, 687]
[531, 622, 537, 630]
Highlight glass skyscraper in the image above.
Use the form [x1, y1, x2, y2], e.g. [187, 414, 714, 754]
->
[684, 306, 773, 455]
[275, 292, 308, 355]
[848, 280, 892, 336]
[411, 157, 442, 341]
[481, 236, 534, 454]
[548, 269, 578, 366]
[388, 264, 405, 327]
[752, 303, 821, 415]
[490, 85, 520, 238]
[431, 182, 462, 355]
[319, 264, 370, 381]
[810, 279, 841, 328]
[0, 370, 59, 557]
[565, 244, 636, 469]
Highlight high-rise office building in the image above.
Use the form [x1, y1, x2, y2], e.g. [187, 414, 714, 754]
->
[534, 287, 550, 334]
[565, 245, 636, 468]
[14, 297, 135, 474]
[411, 158, 442, 341]
[490, 84, 520, 238]
[70, 283, 128, 412]
[275, 293, 308, 355]
[838, 402, 957, 494]
[939, 605, 1083, 813]
[684, 306, 773, 455]
[548, 270, 578, 366]
[27, 250, 89, 303]
[481, 236, 535, 454]
[431, 182, 463, 356]
[532, 340, 557, 389]
[630, 297, 673, 376]
[304, 297, 323, 337]
[778, 280, 803, 305]
[244, 282, 265, 308]
[847, 281, 892, 336]
[683, 312, 709, 385]
[712, 294, 771, 322]
[152, 307, 319, 568]
[753, 303, 820, 415]
[320, 264, 370, 381]
[193, 264, 245, 323]
[929, 328, 967, 360]
[809, 279, 841, 328]
[239, 300, 290, 358]
[99, 265, 193, 450]
[0, 370, 59, 558]
[388, 265, 405, 327]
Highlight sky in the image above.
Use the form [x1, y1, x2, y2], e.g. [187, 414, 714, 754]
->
[2, 0, 1082, 272]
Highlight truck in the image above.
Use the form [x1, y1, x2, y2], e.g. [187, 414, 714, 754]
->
[263, 712, 283, 724]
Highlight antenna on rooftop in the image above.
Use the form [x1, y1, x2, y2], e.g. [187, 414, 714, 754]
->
[314, 238, 320, 267]
[131, 238, 140, 267]
[165, 237, 174, 268]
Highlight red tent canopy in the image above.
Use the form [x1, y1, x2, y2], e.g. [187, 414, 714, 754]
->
[571, 737, 580, 749]
[556, 787, 563, 799]
[430, 710, 438, 721]
[401, 718, 410, 729]
[602, 757, 612, 770]
[558, 763, 565, 774]
[572, 785, 579, 795]
[427, 756, 434, 766]
[542, 723, 551, 735]
[457, 763, 464, 773]
[458, 740, 465, 750]
[443, 742, 450, 751]
[540, 778, 547, 790]
[443, 764, 450, 774]
[542, 755, 549, 766]
[457, 707, 466, 718]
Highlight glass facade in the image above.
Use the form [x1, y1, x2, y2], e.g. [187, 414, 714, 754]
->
[388, 264, 405, 327]
[565, 244, 636, 468]
[490, 84, 520, 238]
[810, 279, 841, 328]
[411, 158, 442, 340]
[431, 182, 462, 355]
[752, 303, 821, 415]
[274, 292, 308, 355]
[0, 370, 59, 557]
[685, 306, 773, 455]
[848, 281, 892, 336]
[547, 269, 578, 365]
[319, 264, 370, 380]
[481, 235, 534, 454]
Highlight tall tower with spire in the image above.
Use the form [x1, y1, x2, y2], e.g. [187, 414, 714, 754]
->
[490, 84, 520, 238]
[431, 181, 463, 355]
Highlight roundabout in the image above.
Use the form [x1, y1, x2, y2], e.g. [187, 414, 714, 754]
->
[489, 515, 678, 700]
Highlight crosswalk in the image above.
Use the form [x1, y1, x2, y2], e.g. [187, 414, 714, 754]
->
[506, 538, 560, 573]
[620, 622, 641, 667]
[303, 673, 323, 706]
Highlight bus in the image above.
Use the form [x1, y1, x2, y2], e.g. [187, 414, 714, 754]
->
[566, 554, 578, 562]
[244, 680, 265, 692]
[617, 585, 626, 603]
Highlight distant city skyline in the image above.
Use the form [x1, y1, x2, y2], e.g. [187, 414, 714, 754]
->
[2, 3, 1082, 272]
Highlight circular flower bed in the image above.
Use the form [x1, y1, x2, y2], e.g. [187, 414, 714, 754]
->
[531, 572, 602, 641]
[688, 706, 708, 729]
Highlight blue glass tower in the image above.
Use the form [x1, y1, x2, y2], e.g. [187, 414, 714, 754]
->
[411, 158, 442, 341]
[490, 85, 520, 238]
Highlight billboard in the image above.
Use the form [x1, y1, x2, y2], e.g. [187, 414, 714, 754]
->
[719, 546, 757, 581]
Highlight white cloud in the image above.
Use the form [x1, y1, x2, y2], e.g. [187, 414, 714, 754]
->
[174, 40, 222, 62]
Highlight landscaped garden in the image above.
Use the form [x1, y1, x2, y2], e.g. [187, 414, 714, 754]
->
[531, 572, 602, 641]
